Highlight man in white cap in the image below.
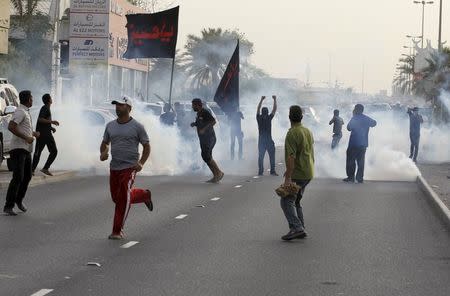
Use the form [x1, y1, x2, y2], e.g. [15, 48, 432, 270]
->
[100, 96, 153, 240]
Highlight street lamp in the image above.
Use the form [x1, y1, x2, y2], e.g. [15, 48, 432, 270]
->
[413, 1, 434, 49]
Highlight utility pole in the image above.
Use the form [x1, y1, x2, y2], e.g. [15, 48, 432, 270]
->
[438, 0, 443, 51]
[361, 62, 365, 95]
[414, 1, 434, 48]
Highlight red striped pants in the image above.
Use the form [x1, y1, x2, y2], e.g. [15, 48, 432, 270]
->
[110, 168, 149, 235]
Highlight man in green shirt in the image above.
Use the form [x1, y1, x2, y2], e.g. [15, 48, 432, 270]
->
[280, 105, 315, 241]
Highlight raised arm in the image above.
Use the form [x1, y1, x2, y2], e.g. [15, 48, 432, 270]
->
[271, 95, 277, 116]
[257, 96, 265, 116]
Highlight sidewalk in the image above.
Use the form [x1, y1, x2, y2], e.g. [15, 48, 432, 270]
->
[418, 162, 450, 210]
[0, 166, 77, 189]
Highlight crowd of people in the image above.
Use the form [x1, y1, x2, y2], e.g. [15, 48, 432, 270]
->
[3, 90, 424, 241]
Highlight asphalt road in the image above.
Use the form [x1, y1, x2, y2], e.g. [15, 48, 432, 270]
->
[0, 172, 449, 296]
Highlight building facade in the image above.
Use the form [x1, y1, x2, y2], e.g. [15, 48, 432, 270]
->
[63, 0, 149, 105]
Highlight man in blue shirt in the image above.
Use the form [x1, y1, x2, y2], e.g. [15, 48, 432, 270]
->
[407, 107, 423, 162]
[343, 104, 377, 183]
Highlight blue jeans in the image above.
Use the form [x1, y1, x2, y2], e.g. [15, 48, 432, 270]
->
[258, 138, 275, 174]
[280, 179, 311, 231]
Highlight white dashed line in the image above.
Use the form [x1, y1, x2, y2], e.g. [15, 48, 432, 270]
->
[175, 214, 188, 220]
[210, 197, 221, 201]
[0, 274, 18, 279]
[30, 289, 53, 296]
[234, 185, 242, 188]
[120, 241, 139, 249]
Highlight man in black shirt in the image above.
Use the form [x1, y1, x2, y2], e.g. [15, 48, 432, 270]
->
[191, 98, 224, 183]
[228, 108, 244, 160]
[32, 94, 59, 176]
[256, 95, 278, 176]
[329, 109, 344, 149]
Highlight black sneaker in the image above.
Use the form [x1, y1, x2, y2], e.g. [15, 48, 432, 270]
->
[357, 180, 364, 184]
[270, 172, 279, 176]
[144, 190, 153, 212]
[296, 231, 308, 239]
[342, 178, 355, 183]
[3, 208, 18, 216]
[281, 229, 306, 241]
[16, 203, 27, 212]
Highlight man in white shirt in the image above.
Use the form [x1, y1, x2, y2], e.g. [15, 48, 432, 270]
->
[4, 90, 40, 216]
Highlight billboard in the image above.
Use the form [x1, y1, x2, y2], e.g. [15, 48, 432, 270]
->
[70, 13, 109, 38]
[70, 0, 110, 13]
[69, 0, 110, 64]
[70, 38, 108, 61]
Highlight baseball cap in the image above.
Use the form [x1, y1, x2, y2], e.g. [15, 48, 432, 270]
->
[112, 96, 133, 107]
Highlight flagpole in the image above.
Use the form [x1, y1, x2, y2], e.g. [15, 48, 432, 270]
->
[146, 60, 150, 102]
[168, 57, 175, 105]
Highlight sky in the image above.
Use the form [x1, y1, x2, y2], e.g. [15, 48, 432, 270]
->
[172, 0, 450, 94]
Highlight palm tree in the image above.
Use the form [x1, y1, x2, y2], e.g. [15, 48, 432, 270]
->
[10, 0, 53, 39]
[180, 28, 254, 99]
[393, 56, 415, 95]
[6, 0, 54, 92]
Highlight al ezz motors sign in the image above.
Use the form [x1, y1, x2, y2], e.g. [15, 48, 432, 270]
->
[69, 0, 110, 63]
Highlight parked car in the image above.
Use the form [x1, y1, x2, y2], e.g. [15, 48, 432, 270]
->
[0, 78, 20, 169]
[364, 103, 392, 115]
[141, 102, 164, 116]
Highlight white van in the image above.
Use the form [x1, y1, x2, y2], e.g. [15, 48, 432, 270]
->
[0, 78, 20, 168]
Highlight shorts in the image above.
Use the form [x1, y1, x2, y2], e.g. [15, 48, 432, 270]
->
[199, 135, 216, 164]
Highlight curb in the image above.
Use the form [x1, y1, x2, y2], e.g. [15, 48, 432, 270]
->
[0, 171, 78, 189]
[417, 175, 450, 229]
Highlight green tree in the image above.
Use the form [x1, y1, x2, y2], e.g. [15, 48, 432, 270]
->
[392, 56, 414, 95]
[181, 28, 255, 99]
[6, 0, 54, 92]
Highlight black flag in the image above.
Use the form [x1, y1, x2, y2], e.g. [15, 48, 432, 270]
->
[214, 41, 239, 114]
[123, 6, 179, 59]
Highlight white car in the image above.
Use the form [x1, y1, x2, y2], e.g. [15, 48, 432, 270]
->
[0, 78, 20, 168]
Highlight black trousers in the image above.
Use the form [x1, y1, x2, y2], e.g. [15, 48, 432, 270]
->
[4, 149, 32, 210]
[258, 138, 276, 174]
[346, 147, 367, 182]
[409, 134, 420, 161]
[32, 136, 58, 172]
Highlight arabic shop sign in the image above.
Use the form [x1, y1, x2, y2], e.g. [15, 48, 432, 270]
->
[70, 38, 108, 61]
[70, 13, 109, 38]
[71, 0, 110, 13]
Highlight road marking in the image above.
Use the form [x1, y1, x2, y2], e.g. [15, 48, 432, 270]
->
[120, 241, 139, 249]
[253, 176, 260, 179]
[234, 185, 242, 188]
[175, 214, 188, 219]
[211, 197, 221, 201]
[30, 289, 53, 296]
[0, 274, 19, 279]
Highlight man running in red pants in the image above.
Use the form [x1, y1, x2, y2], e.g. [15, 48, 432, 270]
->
[100, 96, 153, 240]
